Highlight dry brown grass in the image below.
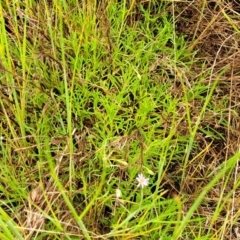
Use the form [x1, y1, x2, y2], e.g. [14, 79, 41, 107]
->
[172, 0, 240, 238]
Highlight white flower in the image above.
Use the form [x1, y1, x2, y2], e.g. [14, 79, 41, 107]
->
[136, 173, 149, 188]
[116, 188, 121, 198]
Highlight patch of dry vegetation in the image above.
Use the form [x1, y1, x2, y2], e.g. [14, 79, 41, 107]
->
[174, 0, 240, 238]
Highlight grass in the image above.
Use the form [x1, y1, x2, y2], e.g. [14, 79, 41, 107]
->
[0, 0, 240, 239]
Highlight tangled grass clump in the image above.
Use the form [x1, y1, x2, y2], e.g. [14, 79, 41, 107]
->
[0, 0, 240, 239]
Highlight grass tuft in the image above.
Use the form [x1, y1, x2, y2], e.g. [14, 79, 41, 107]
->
[0, 0, 240, 239]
